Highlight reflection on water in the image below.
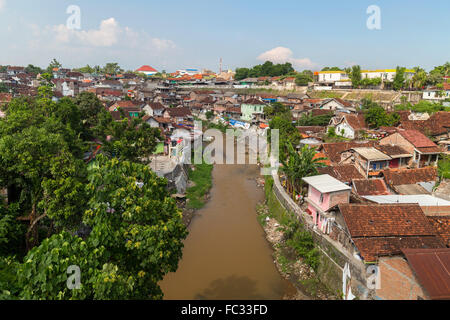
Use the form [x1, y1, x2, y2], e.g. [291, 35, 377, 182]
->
[160, 161, 293, 300]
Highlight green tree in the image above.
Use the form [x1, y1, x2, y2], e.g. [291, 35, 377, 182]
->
[102, 63, 123, 75]
[74, 65, 95, 74]
[101, 111, 161, 164]
[25, 64, 44, 75]
[295, 72, 313, 86]
[281, 143, 327, 198]
[393, 66, 406, 91]
[347, 65, 362, 87]
[269, 116, 301, 162]
[205, 110, 214, 120]
[83, 155, 188, 299]
[46, 59, 62, 73]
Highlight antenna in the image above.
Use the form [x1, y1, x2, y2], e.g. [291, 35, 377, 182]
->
[219, 58, 223, 74]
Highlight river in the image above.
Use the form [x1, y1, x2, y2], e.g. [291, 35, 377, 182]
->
[159, 160, 295, 300]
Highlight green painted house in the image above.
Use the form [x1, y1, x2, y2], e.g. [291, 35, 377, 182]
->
[240, 98, 266, 122]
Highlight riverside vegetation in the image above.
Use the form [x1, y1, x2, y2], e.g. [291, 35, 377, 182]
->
[256, 177, 337, 300]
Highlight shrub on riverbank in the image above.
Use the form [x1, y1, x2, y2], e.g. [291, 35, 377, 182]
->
[186, 163, 213, 209]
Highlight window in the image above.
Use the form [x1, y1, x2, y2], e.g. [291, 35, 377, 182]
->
[319, 194, 324, 204]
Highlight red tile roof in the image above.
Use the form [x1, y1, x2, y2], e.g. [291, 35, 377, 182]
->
[339, 203, 445, 262]
[353, 237, 444, 263]
[340, 204, 437, 238]
[427, 216, 450, 247]
[319, 141, 377, 163]
[136, 65, 157, 72]
[398, 130, 437, 148]
[382, 167, 438, 186]
[342, 114, 367, 130]
[352, 179, 390, 196]
[317, 164, 364, 183]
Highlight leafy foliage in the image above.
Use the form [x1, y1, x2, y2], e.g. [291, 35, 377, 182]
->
[235, 61, 295, 80]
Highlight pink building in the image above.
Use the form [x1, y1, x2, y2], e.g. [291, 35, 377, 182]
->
[302, 174, 351, 234]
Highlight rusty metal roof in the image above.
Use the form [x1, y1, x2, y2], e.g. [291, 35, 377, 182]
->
[402, 248, 450, 300]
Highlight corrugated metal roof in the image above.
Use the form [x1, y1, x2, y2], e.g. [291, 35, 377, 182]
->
[302, 174, 351, 193]
[362, 195, 450, 206]
[352, 147, 392, 161]
[402, 248, 450, 300]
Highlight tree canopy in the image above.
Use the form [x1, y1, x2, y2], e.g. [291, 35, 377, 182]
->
[0, 79, 182, 299]
[235, 61, 295, 80]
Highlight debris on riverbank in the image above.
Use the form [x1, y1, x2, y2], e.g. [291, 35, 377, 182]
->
[256, 202, 337, 300]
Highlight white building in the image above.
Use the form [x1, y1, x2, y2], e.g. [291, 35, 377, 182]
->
[360, 69, 416, 82]
[136, 65, 158, 76]
[317, 71, 349, 83]
[176, 68, 201, 76]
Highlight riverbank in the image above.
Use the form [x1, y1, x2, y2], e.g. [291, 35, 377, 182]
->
[181, 163, 214, 226]
[256, 178, 338, 300]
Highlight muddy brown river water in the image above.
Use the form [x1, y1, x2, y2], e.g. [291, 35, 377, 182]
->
[160, 161, 295, 300]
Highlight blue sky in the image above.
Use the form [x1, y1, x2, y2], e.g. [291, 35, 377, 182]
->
[0, 0, 449, 72]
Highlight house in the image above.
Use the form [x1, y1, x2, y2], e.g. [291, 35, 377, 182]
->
[6, 66, 25, 76]
[422, 85, 450, 102]
[379, 130, 441, 168]
[341, 147, 393, 178]
[331, 114, 367, 139]
[224, 106, 242, 119]
[99, 79, 123, 91]
[400, 248, 450, 300]
[401, 111, 450, 142]
[136, 65, 158, 76]
[66, 71, 84, 81]
[352, 179, 390, 196]
[52, 79, 79, 97]
[143, 102, 165, 117]
[317, 71, 349, 84]
[240, 98, 266, 122]
[360, 69, 416, 82]
[337, 203, 444, 264]
[302, 174, 351, 234]
[320, 98, 354, 112]
[109, 100, 142, 112]
[374, 144, 412, 169]
[164, 107, 192, 123]
[317, 164, 364, 185]
[318, 141, 377, 164]
[145, 116, 172, 131]
[381, 167, 438, 195]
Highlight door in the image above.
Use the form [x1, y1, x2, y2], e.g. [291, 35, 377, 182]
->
[389, 158, 399, 168]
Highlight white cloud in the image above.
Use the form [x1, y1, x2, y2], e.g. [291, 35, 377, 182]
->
[0, 0, 5, 11]
[151, 38, 176, 51]
[19, 17, 179, 70]
[49, 17, 176, 53]
[52, 18, 120, 47]
[257, 46, 316, 69]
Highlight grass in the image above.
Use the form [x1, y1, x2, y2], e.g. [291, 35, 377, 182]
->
[438, 155, 450, 179]
[186, 163, 214, 209]
[307, 91, 345, 99]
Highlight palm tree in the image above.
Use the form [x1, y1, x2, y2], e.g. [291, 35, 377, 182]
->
[281, 143, 328, 200]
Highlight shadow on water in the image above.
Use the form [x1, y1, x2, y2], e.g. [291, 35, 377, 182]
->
[194, 275, 265, 300]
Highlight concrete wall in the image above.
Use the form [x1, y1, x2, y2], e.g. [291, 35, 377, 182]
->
[269, 172, 375, 299]
[375, 257, 429, 300]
